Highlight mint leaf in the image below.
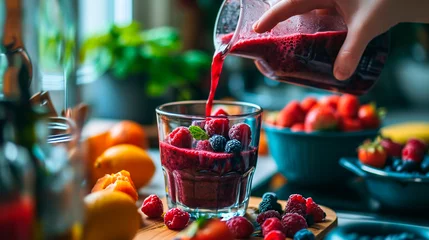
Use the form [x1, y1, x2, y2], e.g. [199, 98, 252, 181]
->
[175, 216, 208, 239]
[189, 126, 209, 140]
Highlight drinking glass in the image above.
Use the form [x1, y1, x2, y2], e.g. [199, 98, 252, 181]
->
[156, 100, 262, 219]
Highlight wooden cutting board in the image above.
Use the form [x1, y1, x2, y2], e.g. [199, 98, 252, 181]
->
[134, 197, 337, 240]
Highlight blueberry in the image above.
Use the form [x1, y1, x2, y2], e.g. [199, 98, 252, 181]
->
[384, 166, 393, 172]
[398, 161, 420, 173]
[262, 192, 278, 202]
[293, 229, 315, 240]
[209, 135, 227, 152]
[392, 158, 402, 168]
[421, 155, 429, 174]
[225, 139, 242, 153]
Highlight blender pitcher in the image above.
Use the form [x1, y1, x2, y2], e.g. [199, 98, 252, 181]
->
[214, 0, 390, 95]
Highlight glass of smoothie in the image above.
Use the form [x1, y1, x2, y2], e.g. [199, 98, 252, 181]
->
[156, 100, 262, 219]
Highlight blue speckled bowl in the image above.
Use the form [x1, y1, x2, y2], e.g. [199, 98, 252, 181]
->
[340, 158, 429, 210]
[325, 222, 429, 240]
[264, 124, 378, 186]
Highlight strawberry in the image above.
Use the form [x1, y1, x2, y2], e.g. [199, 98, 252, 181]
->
[304, 105, 338, 132]
[291, 123, 305, 132]
[300, 97, 318, 114]
[337, 94, 360, 118]
[176, 217, 234, 240]
[319, 95, 340, 110]
[339, 118, 362, 132]
[358, 139, 387, 168]
[380, 138, 403, 158]
[402, 143, 425, 164]
[277, 101, 305, 128]
[358, 103, 385, 129]
[406, 138, 428, 153]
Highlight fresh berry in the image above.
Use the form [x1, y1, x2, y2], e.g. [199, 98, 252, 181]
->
[196, 140, 213, 151]
[179, 218, 234, 240]
[209, 135, 227, 152]
[319, 95, 340, 110]
[305, 197, 326, 223]
[392, 158, 402, 168]
[380, 138, 403, 157]
[277, 101, 305, 128]
[257, 210, 281, 226]
[261, 218, 285, 236]
[281, 213, 308, 238]
[191, 120, 206, 129]
[205, 118, 229, 137]
[407, 138, 428, 152]
[402, 144, 425, 163]
[291, 123, 305, 132]
[421, 156, 429, 174]
[168, 127, 192, 148]
[164, 208, 190, 230]
[337, 94, 360, 118]
[284, 194, 307, 217]
[228, 123, 252, 147]
[396, 160, 420, 173]
[226, 216, 254, 239]
[358, 103, 384, 129]
[358, 139, 387, 168]
[225, 139, 242, 153]
[141, 194, 163, 218]
[213, 108, 229, 116]
[339, 118, 362, 132]
[294, 229, 315, 240]
[300, 97, 318, 114]
[259, 198, 283, 214]
[262, 192, 278, 202]
[304, 106, 338, 132]
[264, 230, 286, 240]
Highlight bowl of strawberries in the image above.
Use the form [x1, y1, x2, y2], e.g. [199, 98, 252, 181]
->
[340, 137, 429, 211]
[263, 94, 382, 186]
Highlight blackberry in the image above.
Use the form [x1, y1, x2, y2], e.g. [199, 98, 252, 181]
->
[209, 135, 227, 152]
[305, 214, 314, 227]
[262, 192, 278, 202]
[225, 139, 242, 153]
[258, 198, 283, 214]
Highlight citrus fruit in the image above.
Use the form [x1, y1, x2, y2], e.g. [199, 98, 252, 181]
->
[84, 191, 140, 240]
[91, 170, 138, 202]
[106, 121, 149, 149]
[94, 144, 155, 189]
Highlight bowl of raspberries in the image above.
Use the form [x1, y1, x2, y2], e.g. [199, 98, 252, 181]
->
[263, 94, 381, 186]
[340, 137, 429, 211]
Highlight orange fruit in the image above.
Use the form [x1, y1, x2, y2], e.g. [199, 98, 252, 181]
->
[91, 170, 138, 202]
[83, 131, 110, 186]
[93, 144, 155, 189]
[106, 121, 149, 149]
[84, 191, 140, 240]
[259, 131, 268, 156]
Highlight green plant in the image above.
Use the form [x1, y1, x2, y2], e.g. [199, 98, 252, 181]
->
[80, 22, 211, 98]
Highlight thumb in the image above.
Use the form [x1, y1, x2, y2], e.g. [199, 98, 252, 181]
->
[333, 26, 373, 81]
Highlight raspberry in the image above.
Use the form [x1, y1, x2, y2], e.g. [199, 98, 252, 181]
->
[261, 218, 284, 236]
[257, 210, 281, 226]
[226, 216, 254, 239]
[209, 135, 227, 152]
[294, 229, 315, 240]
[407, 138, 428, 152]
[164, 208, 190, 230]
[191, 120, 206, 129]
[205, 118, 229, 137]
[402, 144, 425, 163]
[213, 108, 229, 116]
[264, 230, 286, 240]
[228, 123, 252, 147]
[141, 194, 163, 218]
[284, 194, 307, 216]
[195, 140, 213, 151]
[225, 139, 242, 153]
[305, 198, 326, 223]
[281, 213, 308, 238]
[168, 127, 192, 148]
[259, 198, 283, 214]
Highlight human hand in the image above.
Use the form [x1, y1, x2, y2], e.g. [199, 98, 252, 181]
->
[253, 0, 428, 80]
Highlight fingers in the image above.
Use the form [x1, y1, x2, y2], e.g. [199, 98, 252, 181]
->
[253, 0, 333, 33]
[333, 26, 373, 80]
